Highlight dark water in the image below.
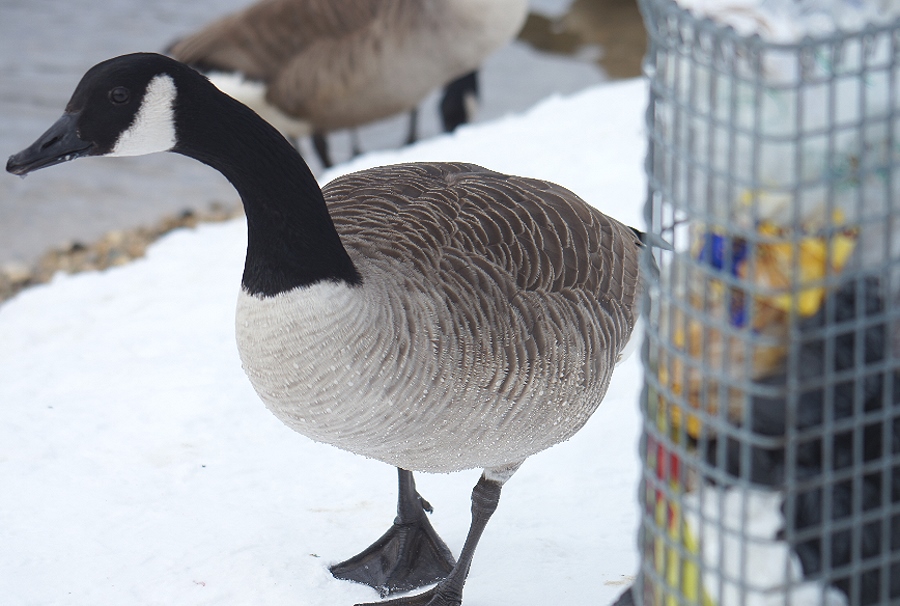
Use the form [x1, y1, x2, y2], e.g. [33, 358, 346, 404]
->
[0, 0, 644, 269]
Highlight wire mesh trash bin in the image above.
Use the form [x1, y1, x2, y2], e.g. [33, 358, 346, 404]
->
[637, 1, 900, 604]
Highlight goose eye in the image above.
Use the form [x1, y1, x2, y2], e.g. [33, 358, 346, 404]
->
[109, 87, 130, 105]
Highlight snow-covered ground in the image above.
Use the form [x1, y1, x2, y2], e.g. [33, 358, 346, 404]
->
[0, 78, 647, 606]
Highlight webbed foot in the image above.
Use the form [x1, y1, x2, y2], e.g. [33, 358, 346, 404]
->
[330, 468, 456, 596]
[354, 582, 460, 606]
[353, 473, 505, 606]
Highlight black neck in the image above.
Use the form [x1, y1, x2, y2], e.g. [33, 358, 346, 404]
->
[171, 75, 360, 296]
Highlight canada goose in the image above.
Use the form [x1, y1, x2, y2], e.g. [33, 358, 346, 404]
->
[6, 53, 647, 606]
[167, 0, 527, 168]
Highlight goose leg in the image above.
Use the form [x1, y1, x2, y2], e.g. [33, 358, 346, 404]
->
[349, 129, 363, 158]
[439, 71, 479, 133]
[330, 468, 456, 596]
[405, 108, 419, 146]
[311, 132, 333, 169]
[355, 473, 504, 606]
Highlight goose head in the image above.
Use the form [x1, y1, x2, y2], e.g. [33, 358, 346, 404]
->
[6, 53, 192, 175]
[7, 52, 359, 294]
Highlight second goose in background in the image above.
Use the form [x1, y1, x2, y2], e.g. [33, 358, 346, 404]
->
[167, 0, 527, 167]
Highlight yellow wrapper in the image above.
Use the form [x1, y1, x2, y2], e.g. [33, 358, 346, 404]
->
[658, 216, 858, 439]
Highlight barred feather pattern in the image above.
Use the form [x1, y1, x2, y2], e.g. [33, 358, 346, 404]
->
[235, 163, 642, 473]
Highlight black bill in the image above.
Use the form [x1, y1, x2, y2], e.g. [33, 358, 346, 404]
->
[6, 112, 92, 176]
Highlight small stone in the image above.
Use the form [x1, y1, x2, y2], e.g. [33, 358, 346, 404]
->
[1, 261, 32, 284]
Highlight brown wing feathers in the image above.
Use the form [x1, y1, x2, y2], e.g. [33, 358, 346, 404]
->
[324, 162, 642, 366]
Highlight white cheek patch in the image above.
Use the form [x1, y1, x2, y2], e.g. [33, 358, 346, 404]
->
[109, 74, 177, 157]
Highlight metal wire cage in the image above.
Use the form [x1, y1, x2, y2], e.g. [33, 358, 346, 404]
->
[637, 1, 900, 604]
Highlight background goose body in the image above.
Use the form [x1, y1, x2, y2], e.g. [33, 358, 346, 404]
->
[169, 0, 527, 158]
[237, 162, 641, 473]
[6, 54, 645, 606]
